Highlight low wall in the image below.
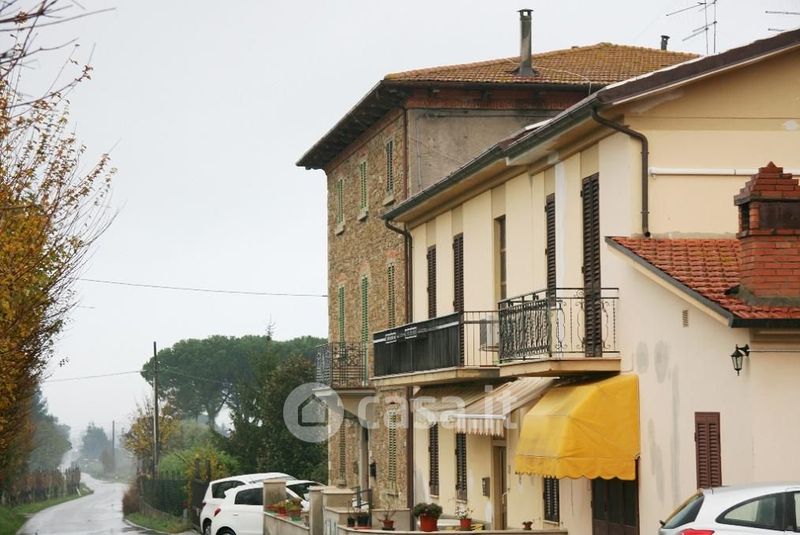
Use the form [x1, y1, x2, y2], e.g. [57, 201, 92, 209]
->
[265, 511, 311, 535]
[337, 528, 567, 535]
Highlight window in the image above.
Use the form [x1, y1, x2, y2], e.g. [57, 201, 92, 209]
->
[361, 276, 369, 344]
[695, 412, 722, 488]
[387, 264, 396, 328]
[456, 432, 467, 500]
[212, 480, 243, 499]
[359, 161, 368, 211]
[336, 178, 344, 224]
[235, 488, 263, 506]
[427, 246, 437, 319]
[545, 194, 556, 297]
[337, 286, 345, 342]
[428, 424, 439, 495]
[718, 493, 783, 531]
[581, 174, 601, 356]
[387, 407, 399, 485]
[495, 216, 507, 300]
[662, 492, 704, 530]
[338, 426, 346, 482]
[386, 140, 394, 193]
[543, 477, 560, 522]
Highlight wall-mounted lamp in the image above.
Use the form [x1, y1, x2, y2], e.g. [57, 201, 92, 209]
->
[730, 344, 750, 375]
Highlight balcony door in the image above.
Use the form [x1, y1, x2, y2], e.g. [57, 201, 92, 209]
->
[581, 174, 602, 357]
[591, 477, 638, 535]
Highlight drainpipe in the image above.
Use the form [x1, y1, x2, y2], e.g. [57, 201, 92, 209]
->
[406, 385, 414, 525]
[590, 107, 651, 237]
[385, 219, 413, 323]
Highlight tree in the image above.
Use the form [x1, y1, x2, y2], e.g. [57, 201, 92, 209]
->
[80, 423, 110, 461]
[257, 354, 327, 481]
[0, 1, 114, 485]
[27, 390, 71, 471]
[122, 399, 177, 476]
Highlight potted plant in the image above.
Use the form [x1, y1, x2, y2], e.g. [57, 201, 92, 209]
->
[379, 497, 397, 530]
[287, 498, 303, 521]
[455, 504, 473, 530]
[413, 502, 443, 532]
[347, 502, 357, 527]
[276, 499, 289, 516]
[356, 510, 371, 527]
[522, 521, 533, 531]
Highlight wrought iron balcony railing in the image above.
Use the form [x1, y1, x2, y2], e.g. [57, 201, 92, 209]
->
[373, 311, 498, 378]
[498, 287, 618, 362]
[315, 342, 369, 389]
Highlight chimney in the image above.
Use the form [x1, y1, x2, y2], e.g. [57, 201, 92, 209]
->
[734, 162, 800, 304]
[660, 35, 670, 51]
[517, 9, 535, 76]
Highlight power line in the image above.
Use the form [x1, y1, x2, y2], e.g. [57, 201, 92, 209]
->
[44, 370, 141, 383]
[77, 278, 328, 298]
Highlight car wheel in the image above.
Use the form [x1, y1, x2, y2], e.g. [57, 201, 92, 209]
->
[217, 529, 236, 535]
[203, 521, 212, 535]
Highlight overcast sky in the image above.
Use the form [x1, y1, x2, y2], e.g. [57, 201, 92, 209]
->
[28, 0, 795, 439]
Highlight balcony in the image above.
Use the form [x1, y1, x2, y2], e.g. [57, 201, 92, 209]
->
[497, 287, 620, 376]
[315, 342, 369, 390]
[372, 311, 500, 386]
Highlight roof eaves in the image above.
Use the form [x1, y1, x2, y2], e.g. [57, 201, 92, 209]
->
[605, 237, 737, 327]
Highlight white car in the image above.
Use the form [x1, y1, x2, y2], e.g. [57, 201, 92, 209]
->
[659, 483, 800, 534]
[286, 480, 323, 511]
[199, 472, 293, 535]
[209, 483, 265, 535]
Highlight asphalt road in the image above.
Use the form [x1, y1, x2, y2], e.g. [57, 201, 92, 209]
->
[17, 474, 177, 535]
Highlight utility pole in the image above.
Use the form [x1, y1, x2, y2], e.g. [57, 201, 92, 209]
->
[111, 420, 116, 473]
[153, 341, 159, 477]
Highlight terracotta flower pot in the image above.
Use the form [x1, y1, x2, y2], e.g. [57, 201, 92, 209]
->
[419, 514, 438, 532]
[278, 506, 287, 516]
[460, 518, 472, 530]
[382, 519, 395, 530]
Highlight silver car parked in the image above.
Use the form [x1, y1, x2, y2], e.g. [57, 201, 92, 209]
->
[659, 483, 800, 534]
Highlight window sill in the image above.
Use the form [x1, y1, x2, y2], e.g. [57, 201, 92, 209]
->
[383, 194, 395, 206]
[335, 222, 345, 235]
[358, 209, 368, 221]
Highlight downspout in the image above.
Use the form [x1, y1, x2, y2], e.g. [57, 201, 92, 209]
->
[590, 107, 651, 237]
[383, 218, 415, 521]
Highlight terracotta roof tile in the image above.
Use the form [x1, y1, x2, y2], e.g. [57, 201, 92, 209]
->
[385, 43, 697, 85]
[609, 237, 800, 321]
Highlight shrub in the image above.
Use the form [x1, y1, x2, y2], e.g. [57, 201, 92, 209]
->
[122, 484, 140, 516]
[412, 503, 443, 518]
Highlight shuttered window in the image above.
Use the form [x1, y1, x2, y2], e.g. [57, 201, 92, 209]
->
[695, 412, 722, 488]
[429, 424, 439, 495]
[361, 277, 369, 344]
[337, 286, 345, 342]
[387, 264, 396, 328]
[545, 194, 556, 297]
[338, 425, 346, 482]
[543, 477, 560, 522]
[456, 432, 467, 500]
[581, 174, 602, 357]
[359, 161, 368, 210]
[453, 234, 464, 364]
[388, 407, 399, 484]
[336, 179, 344, 224]
[495, 216, 507, 300]
[427, 246, 437, 319]
[386, 140, 394, 193]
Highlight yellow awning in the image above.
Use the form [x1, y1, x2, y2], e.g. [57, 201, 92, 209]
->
[514, 374, 639, 481]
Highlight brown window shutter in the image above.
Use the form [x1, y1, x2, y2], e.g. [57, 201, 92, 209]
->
[695, 412, 722, 488]
[543, 476, 560, 522]
[581, 174, 602, 357]
[453, 234, 465, 365]
[456, 433, 467, 500]
[545, 194, 556, 296]
[427, 246, 437, 319]
[429, 424, 439, 495]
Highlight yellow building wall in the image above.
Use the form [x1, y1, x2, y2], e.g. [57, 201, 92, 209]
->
[555, 156, 583, 288]
[504, 171, 536, 299]
[435, 211, 454, 316]
[411, 225, 427, 322]
[462, 191, 494, 311]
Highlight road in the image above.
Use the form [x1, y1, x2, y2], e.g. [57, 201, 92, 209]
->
[17, 474, 176, 535]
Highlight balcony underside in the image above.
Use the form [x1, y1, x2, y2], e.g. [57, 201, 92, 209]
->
[371, 366, 500, 388]
[499, 357, 621, 378]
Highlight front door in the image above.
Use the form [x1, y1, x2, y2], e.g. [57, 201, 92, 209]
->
[591, 478, 638, 535]
[492, 445, 507, 529]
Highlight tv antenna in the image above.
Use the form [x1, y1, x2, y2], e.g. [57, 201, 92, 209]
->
[765, 5, 800, 32]
[667, 0, 718, 54]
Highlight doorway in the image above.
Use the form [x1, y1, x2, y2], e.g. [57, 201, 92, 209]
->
[591, 477, 638, 535]
[492, 445, 507, 529]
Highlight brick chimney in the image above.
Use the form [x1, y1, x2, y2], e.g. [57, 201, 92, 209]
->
[734, 162, 800, 303]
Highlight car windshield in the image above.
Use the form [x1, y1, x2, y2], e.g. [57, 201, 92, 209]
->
[662, 492, 705, 529]
[212, 480, 244, 499]
[287, 482, 319, 500]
